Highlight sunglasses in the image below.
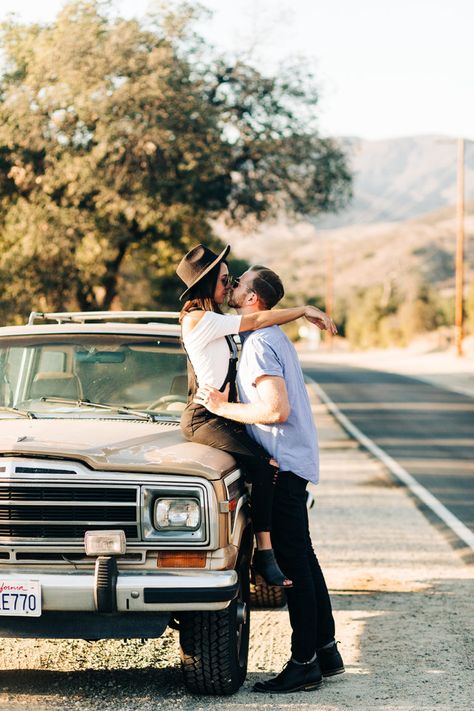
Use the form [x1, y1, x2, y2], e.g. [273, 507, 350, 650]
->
[231, 276, 255, 294]
[220, 274, 239, 287]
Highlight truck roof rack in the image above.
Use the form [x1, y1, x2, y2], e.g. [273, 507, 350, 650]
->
[28, 311, 180, 325]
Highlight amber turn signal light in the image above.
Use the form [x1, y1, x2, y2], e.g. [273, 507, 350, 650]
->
[157, 551, 207, 568]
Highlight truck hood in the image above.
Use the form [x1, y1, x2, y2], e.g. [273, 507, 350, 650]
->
[0, 418, 235, 480]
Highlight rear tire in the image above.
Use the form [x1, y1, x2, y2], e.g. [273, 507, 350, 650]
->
[250, 578, 286, 608]
[178, 557, 250, 695]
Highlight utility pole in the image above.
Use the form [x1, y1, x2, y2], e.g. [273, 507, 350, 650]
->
[325, 242, 334, 349]
[455, 137, 465, 357]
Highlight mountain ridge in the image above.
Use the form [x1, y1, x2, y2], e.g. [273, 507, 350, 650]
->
[215, 134, 474, 300]
[313, 134, 474, 228]
[218, 202, 474, 301]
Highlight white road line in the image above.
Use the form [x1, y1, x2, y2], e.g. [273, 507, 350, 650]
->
[309, 379, 474, 552]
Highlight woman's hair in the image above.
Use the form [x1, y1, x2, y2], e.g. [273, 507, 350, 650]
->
[179, 261, 225, 323]
[248, 265, 284, 309]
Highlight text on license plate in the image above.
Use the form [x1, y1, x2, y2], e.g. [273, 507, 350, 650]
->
[0, 580, 41, 616]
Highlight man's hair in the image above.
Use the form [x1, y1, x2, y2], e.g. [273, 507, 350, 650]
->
[248, 265, 284, 309]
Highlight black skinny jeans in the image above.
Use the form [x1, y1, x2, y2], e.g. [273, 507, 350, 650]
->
[180, 402, 277, 533]
[271, 470, 336, 662]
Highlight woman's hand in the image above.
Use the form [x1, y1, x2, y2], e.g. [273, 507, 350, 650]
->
[194, 383, 230, 414]
[304, 305, 338, 335]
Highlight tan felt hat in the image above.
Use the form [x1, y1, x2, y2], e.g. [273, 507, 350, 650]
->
[176, 243, 230, 301]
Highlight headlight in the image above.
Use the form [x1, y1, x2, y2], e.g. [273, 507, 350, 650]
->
[141, 484, 210, 544]
[154, 498, 201, 531]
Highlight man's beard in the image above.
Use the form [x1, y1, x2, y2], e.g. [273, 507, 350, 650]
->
[227, 292, 244, 309]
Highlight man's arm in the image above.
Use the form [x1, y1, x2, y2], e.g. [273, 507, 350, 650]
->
[194, 375, 290, 425]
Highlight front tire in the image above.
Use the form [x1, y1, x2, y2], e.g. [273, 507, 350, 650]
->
[178, 559, 250, 695]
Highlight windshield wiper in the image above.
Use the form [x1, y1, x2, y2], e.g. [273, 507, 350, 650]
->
[0, 406, 37, 419]
[39, 397, 155, 422]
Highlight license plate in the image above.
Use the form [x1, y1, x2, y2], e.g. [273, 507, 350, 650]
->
[0, 580, 41, 617]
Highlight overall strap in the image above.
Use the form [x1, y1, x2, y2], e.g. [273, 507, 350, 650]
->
[222, 335, 238, 403]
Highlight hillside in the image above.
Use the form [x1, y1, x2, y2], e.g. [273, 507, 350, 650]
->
[215, 135, 474, 302]
[217, 201, 474, 301]
[315, 135, 474, 228]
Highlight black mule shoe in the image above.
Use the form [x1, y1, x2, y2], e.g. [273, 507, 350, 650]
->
[252, 549, 293, 588]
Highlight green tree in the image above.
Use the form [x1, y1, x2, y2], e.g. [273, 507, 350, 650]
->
[344, 281, 449, 349]
[346, 284, 401, 349]
[397, 284, 446, 344]
[0, 1, 351, 321]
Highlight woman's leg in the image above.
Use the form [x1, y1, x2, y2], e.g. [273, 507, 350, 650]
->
[188, 414, 276, 533]
[182, 408, 292, 586]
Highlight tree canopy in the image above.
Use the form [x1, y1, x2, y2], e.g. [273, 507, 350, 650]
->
[0, 0, 351, 321]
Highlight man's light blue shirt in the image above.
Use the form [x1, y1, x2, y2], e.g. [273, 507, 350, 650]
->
[237, 326, 319, 484]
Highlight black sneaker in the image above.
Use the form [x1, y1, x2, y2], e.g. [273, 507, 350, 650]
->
[317, 640, 345, 677]
[253, 658, 323, 693]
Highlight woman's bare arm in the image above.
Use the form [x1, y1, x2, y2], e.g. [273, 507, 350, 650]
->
[240, 306, 337, 334]
[181, 311, 205, 337]
[181, 305, 337, 337]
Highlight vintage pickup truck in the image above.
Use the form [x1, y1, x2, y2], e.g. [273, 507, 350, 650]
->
[0, 310, 285, 695]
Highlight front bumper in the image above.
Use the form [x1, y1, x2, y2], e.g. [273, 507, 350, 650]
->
[0, 611, 172, 639]
[0, 567, 239, 614]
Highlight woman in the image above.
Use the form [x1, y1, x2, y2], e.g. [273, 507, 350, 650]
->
[176, 244, 334, 587]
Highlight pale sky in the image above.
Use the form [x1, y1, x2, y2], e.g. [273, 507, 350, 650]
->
[0, 0, 472, 141]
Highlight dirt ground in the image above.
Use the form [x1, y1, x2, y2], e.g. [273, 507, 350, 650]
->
[0, 395, 472, 711]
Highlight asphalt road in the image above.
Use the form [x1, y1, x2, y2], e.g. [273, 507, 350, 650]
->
[304, 362, 474, 534]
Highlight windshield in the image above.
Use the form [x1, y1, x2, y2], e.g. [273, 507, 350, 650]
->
[0, 334, 187, 419]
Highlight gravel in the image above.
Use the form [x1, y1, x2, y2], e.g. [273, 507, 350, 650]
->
[0, 395, 472, 710]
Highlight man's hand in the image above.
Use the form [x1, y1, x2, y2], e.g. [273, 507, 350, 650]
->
[194, 383, 230, 414]
[195, 375, 289, 425]
[304, 305, 338, 335]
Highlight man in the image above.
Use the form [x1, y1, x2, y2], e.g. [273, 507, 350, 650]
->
[194, 265, 344, 694]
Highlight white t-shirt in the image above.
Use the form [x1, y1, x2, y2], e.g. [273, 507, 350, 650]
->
[183, 311, 242, 390]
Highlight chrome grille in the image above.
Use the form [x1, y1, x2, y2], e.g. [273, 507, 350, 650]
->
[0, 484, 140, 541]
[0, 486, 136, 502]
